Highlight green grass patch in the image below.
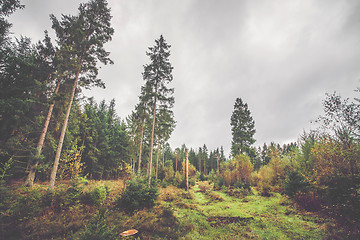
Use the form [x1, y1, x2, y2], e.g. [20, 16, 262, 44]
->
[173, 182, 329, 240]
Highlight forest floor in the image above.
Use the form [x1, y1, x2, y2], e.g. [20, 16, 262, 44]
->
[1, 179, 340, 239]
[164, 182, 331, 240]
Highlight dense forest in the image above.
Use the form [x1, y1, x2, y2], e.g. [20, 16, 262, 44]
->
[1, 0, 359, 239]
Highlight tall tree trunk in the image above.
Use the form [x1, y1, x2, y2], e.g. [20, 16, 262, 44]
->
[137, 118, 145, 174]
[199, 156, 201, 174]
[185, 148, 189, 191]
[175, 151, 178, 172]
[204, 157, 206, 175]
[148, 83, 157, 185]
[25, 80, 61, 187]
[49, 72, 79, 191]
[217, 154, 219, 173]
[156, 147, 160, 179]
[162, 142, 165, 166]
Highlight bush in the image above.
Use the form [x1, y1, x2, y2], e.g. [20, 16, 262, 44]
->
[87, 184, 110, 206]
[295, 191, 321, 212]
[174, 172, 184, 188]
[225, 180, 253, 198]
[199, 172, 207, 181]
[14, 188, 42, 221]
[116, 177, 159, 213]
[214, 177, 225, 189]
[284, 171, 310, 198]
[64, 180, 84, 206]
[123, 205, 189, 239]
[0, 181, 10, 212]
[78, 208, 115, 240]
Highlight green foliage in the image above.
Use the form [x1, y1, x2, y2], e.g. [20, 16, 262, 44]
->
[0, 157, 13, 181]
[174, 171, 184, 187]
[87, 184, 110, 206]
[123, 205, 188, 239]
[78, 208, 115, 240]
[199, 172, 207, 181]
[64, 181, 84, 206]
[285, 171, 310, 198]
[220, 154, 254, 187]
[230, 97, 256, 157]
[0, 181, 10, 219]
[57, 145, 84, 180]
[14, 188, 42, 221]
[81, 99, 130, 179]
[117, 177, 159, 213]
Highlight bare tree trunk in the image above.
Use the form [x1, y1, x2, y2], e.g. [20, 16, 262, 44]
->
[175, 151, 178, 172]
[162, 142, 165, 166]
[185, 148, 189, 191]
[217, 154, 219, 173]
[137, 119, 145, 174]
[148, 83, 157, 185]
[199, 156, 201, 174]
[204, 157, 206, 175]
[25, 80, 61, 187]
[156, 147, 160, 179]
[49, 72, 79, 191]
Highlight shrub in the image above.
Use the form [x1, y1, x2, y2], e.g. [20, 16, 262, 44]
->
[220, 154, 254, 187]
[162, 163, 175, 185]
[14, 188, 42, 221]
[116, 177, 159, 213]
[78, 208, 115, 240]
[214, 176, 225, 189]
[295, 191, 321, 212]
[57, 145, 84, 180]
[199, 172, 207, 181]
[0, 181, 10, 212]
[87, 184, 110, 206]
[206, 191, 224, 202]
[198, 182, 212, 193]
[284, 171, 310, 198]
[64, 180, 84, 206]
[123, 205, 189, 239]
[174, 171, 184, 188]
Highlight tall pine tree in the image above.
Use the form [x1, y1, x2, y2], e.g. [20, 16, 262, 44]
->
[48, 0, 114, 191]
[230, 98, 256, 157]
[142, 35, 174, 184]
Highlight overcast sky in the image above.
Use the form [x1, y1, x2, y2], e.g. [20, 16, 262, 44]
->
[8, 0, 360, 157]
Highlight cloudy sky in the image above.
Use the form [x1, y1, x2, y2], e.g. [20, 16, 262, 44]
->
[8, 0, 360, 156]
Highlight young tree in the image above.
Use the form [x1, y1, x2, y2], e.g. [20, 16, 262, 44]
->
[142, 35, 174, 185]
[230, 98, 256, 157]
[49, 0, 114, 191]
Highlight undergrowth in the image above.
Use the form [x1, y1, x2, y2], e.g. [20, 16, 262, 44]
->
[0, 179, 349, 239]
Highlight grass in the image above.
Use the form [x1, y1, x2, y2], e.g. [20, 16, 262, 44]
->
[172, 182, 329, 240]
[1, 179, 334, 239]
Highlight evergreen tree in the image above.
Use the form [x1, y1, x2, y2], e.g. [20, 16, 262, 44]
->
[230, 98, 256, 157]
[141, 35, 174, 184]
[25, 33, 58, 187]
[81, 99, 129, 179]
[202, 144, 208, 174]
[0, 0, 23, 45]
[1, 36, 55, 180]
[49, 0, 114, 191]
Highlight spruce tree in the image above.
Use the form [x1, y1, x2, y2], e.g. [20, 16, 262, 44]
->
[230, 98, 256, 157]
[142, 35, 174, 185]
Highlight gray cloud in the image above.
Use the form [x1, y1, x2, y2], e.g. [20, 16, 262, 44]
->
[8, 0, 360, 157]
